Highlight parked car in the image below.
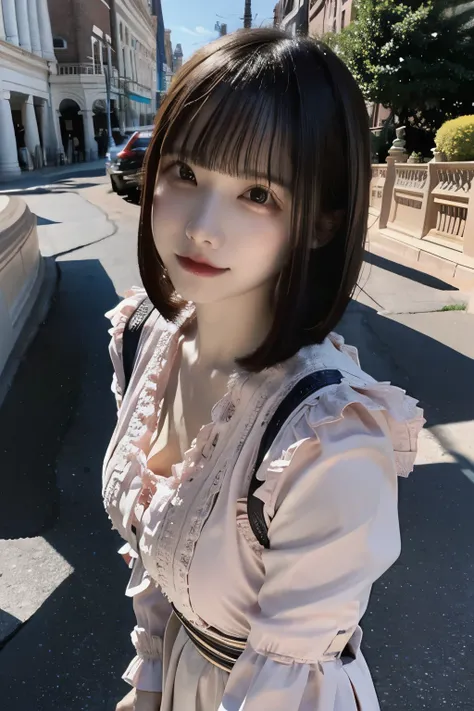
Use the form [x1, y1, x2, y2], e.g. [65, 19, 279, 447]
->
[105, 129, 136, 175]
[106, 127, 154, 199]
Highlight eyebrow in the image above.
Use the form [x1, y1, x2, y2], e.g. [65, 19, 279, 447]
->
[161, 151, 292, 191]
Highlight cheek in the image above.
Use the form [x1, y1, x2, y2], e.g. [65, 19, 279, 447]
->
[235, 211, 290, 271]
[152, 191, 185, 250]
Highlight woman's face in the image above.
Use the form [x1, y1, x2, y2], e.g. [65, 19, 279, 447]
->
[152, 155, 292, 306]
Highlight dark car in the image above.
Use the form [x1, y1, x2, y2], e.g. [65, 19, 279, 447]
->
[106, 128, 153, 199]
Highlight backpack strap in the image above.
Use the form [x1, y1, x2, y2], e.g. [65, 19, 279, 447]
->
[247, 369, 343, 550]
[122, 296, 155, 395]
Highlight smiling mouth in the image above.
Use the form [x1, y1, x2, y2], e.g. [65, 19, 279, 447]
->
[176, 255, 229, 277]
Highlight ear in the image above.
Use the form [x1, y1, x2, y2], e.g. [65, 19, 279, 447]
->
[312, 210, 344, 249]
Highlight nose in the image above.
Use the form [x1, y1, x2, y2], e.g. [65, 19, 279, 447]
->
[186, 191, 225, 249]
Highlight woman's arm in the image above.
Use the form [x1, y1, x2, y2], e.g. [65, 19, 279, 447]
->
[220, 406, 402, 710]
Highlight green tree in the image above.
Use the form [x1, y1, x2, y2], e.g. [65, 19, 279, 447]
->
[327, 0, 474, 130]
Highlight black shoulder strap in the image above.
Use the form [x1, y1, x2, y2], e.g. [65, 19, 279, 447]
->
[247, 369, 343, 549]
[122, 296, 155, 395]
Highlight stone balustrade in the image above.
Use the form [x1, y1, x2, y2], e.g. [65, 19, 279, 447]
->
[0, 195, 44, 379]
[370, 160, 474, 259]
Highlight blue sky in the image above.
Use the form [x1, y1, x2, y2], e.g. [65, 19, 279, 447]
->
[161, 0, 277, 59]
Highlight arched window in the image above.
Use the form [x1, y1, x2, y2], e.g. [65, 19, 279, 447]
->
[53, 37, 67, 49]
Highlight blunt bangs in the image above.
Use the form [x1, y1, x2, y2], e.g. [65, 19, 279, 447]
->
[138, 28, 371, 371]
[161, 72, 294, 190]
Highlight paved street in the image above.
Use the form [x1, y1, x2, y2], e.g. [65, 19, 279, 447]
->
[0, 169, 473, 710]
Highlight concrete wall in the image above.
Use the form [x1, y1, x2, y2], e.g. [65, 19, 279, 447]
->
[0, 196, 43, 377]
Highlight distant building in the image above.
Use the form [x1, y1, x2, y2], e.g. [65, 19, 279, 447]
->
[173, 44, 183, 73]
[151, 0, 166, 100]
[164, 29, 173, 68]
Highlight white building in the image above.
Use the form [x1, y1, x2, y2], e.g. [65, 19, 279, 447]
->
[0, 0, 61, 181]
[113, 0, 157, 128]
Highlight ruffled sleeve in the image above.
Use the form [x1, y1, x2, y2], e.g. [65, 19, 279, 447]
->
[105, 287, 147, 411]
[122, 558, 172, 693]
[220, 386, 424, 711]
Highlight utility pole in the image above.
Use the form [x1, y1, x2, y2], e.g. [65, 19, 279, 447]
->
[243, 0, 252, 28]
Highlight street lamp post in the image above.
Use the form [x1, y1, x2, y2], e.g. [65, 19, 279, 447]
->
[104, 40, 115, 151]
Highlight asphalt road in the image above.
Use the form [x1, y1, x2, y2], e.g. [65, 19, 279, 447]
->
[0, 172, 473, 710]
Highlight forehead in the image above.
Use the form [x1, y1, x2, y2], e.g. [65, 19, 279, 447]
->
[161, 82, 294, 189]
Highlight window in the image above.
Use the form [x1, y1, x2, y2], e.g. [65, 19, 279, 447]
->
[125, 27, 129, 45]
[53, 37, 67, 49]
[341, 10, 346, 28]
[119, 22, 123, 41]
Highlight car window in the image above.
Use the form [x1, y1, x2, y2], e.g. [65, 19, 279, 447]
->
[132, 135, 152, 149]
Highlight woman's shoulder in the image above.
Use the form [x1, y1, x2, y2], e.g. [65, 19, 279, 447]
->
[279, 332, 426, 478]
[104, 287, 167, 407]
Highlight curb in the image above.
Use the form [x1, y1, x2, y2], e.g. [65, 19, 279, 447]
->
[0, 256, 58, 409]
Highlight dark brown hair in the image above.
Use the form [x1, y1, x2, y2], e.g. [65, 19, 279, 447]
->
[138, 27, 371, 371]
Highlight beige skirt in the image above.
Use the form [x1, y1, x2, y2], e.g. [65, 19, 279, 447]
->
[159, 612, 380, 711]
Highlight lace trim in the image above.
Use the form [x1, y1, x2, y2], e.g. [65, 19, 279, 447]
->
[103, 327, 174, 533]
[155, 369, 288, 628]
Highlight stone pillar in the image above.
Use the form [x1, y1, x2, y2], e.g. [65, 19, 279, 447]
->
[38, 100, 60, 165]
[379, 157, 396, 230]
[0, 2, 6, 40]
[0, 92, 21, 180]
[36, 0, 55, 60]
[23, 96, 41, 163]
[27, 0, 42, 55]
[464, 178, 474, 258]
[79, 110, 98, 161]
[3, 0, 20, 45]
[53, 108, 64, 156]
[15, 0, 32, 52]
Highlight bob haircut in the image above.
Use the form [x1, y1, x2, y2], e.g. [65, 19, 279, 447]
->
[138, 27, 371, 372]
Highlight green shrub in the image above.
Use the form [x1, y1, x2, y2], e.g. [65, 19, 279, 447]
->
[435, 116, 474, 161]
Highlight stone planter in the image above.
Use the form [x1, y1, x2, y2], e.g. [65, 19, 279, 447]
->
[0, 196, 44, 380]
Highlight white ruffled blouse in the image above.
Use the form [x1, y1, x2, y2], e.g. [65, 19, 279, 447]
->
[102, 287, 425, 711]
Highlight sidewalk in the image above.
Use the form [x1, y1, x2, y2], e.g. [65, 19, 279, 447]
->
[0, 159, 106, 193]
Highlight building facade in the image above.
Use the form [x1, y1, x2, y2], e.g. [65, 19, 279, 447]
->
[113, 0, 157, 127]
[309, 0, 354, 37]
[0, 0, 60, 181]
[48, 0, 117, 161]
[47, 0, 156, 163]
[274, 0, 309, 35]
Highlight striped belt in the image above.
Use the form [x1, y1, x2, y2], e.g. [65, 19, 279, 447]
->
[172, 605, 356, 672]
[172, 605, 246, 673]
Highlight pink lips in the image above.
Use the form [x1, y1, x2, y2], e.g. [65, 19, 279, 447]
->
[176, 255, 229, 277]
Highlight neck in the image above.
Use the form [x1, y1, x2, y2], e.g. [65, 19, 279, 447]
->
[188, 286, 273, 373]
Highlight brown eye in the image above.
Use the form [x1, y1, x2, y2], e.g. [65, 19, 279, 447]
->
[249, 187, 269, 204]
[178, 162, 196, 183]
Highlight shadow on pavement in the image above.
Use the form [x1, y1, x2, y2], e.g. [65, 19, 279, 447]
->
[364, 250, 459, 292]
[365, 461, 474, 710]
[0, 257, 132, 709]
[0, 277, 473, 709]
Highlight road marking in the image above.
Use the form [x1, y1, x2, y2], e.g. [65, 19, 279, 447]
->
[461, 468, 474, 484]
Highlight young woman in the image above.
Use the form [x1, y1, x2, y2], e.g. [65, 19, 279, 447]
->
[103, 28, 424, 711]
